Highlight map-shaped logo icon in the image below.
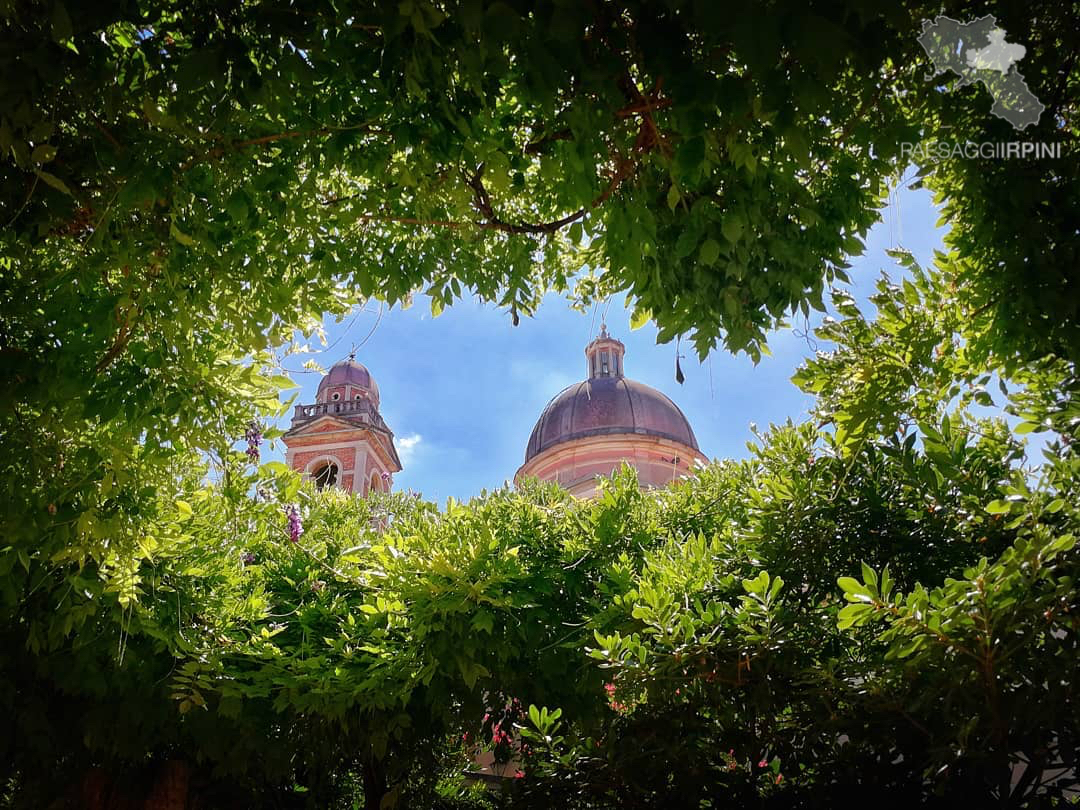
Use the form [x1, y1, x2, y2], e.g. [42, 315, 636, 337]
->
[917, 15, 1044, 130]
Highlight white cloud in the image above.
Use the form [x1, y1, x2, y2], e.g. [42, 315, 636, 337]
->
[397, 433, 423, 464]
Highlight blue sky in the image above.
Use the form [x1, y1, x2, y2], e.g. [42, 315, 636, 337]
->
[265, 182, 947, 503]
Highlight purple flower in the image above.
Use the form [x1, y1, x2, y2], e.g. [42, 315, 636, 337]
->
[244, 421, 263, 462]
[380, 471, 392, 485]
[242, 551, 257, 565]
[285, 504, 303, 543]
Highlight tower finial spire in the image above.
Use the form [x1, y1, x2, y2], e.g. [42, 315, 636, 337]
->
[599, 321, 608, 339]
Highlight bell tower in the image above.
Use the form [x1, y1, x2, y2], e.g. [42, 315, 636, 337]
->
[282, 354, 402, 496]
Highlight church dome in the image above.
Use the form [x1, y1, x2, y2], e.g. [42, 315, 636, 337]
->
[317, 357, 380, 404]
[525, 376, 699, 462]
[516, 324, 705, 498]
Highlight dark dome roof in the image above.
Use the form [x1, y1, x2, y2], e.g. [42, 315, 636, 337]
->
[318, 359, 379, 397]
[525, 377, 699, 462]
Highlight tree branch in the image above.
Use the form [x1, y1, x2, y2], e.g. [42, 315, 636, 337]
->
[95, 265, 161, 374]
[524, 128, 573, 155]
[324, 74, 668, 237]
[179, 123, 387, 171]
[325, 148, 637, 236]
[92, 115, 124, 152]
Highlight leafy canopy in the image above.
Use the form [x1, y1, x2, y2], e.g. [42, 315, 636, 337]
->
[2, 3, 1080, 808]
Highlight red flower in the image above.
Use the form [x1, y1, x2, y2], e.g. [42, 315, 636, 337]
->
[514, 770, 525, 779]
[758, 759, 768, 768]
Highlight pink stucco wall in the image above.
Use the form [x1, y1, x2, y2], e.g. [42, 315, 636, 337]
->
[515, 433, 706, 497]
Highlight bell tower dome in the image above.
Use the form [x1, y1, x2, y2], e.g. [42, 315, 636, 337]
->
[282, 353, 402, 496]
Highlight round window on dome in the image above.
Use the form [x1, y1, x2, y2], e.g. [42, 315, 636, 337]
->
[331, 392, 340, 401]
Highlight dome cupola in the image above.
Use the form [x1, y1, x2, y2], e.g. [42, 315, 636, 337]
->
[316, 353, 380, 406]
[516, 325, 706, 497]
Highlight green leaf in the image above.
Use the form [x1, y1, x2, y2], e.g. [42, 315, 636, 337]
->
[667, 185, 681, 211]
[31, 144, 57, 164]
[887, 635, 929, 660]
[630, 307, 652, 330]
[699, 238, 721, 265]
[226, 192, 249, 223]
[471, 610, 494, 634]
[51, 3, 73, 42]
[985, 499, 1012, 515]
[675, 136, 706, 175]
[782, 126, 811, 166]
[1050, 534, 1076, 553]
[879, 566, 893, 601]
[170, 222, 196, 248]
[269, 375, 298, 390]
[837, 576, 874, 602]
[675, 226, 700, 258]
[836, 576, 860, 593]
[742, 570, 770, 597]
[837, 603, 872, 630]
[860, 561, 878, 590]
[35, 170, 72, 195]
[721, 214, 745, 244]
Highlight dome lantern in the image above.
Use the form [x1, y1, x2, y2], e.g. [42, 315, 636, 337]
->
[584, 322, 625, 379]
